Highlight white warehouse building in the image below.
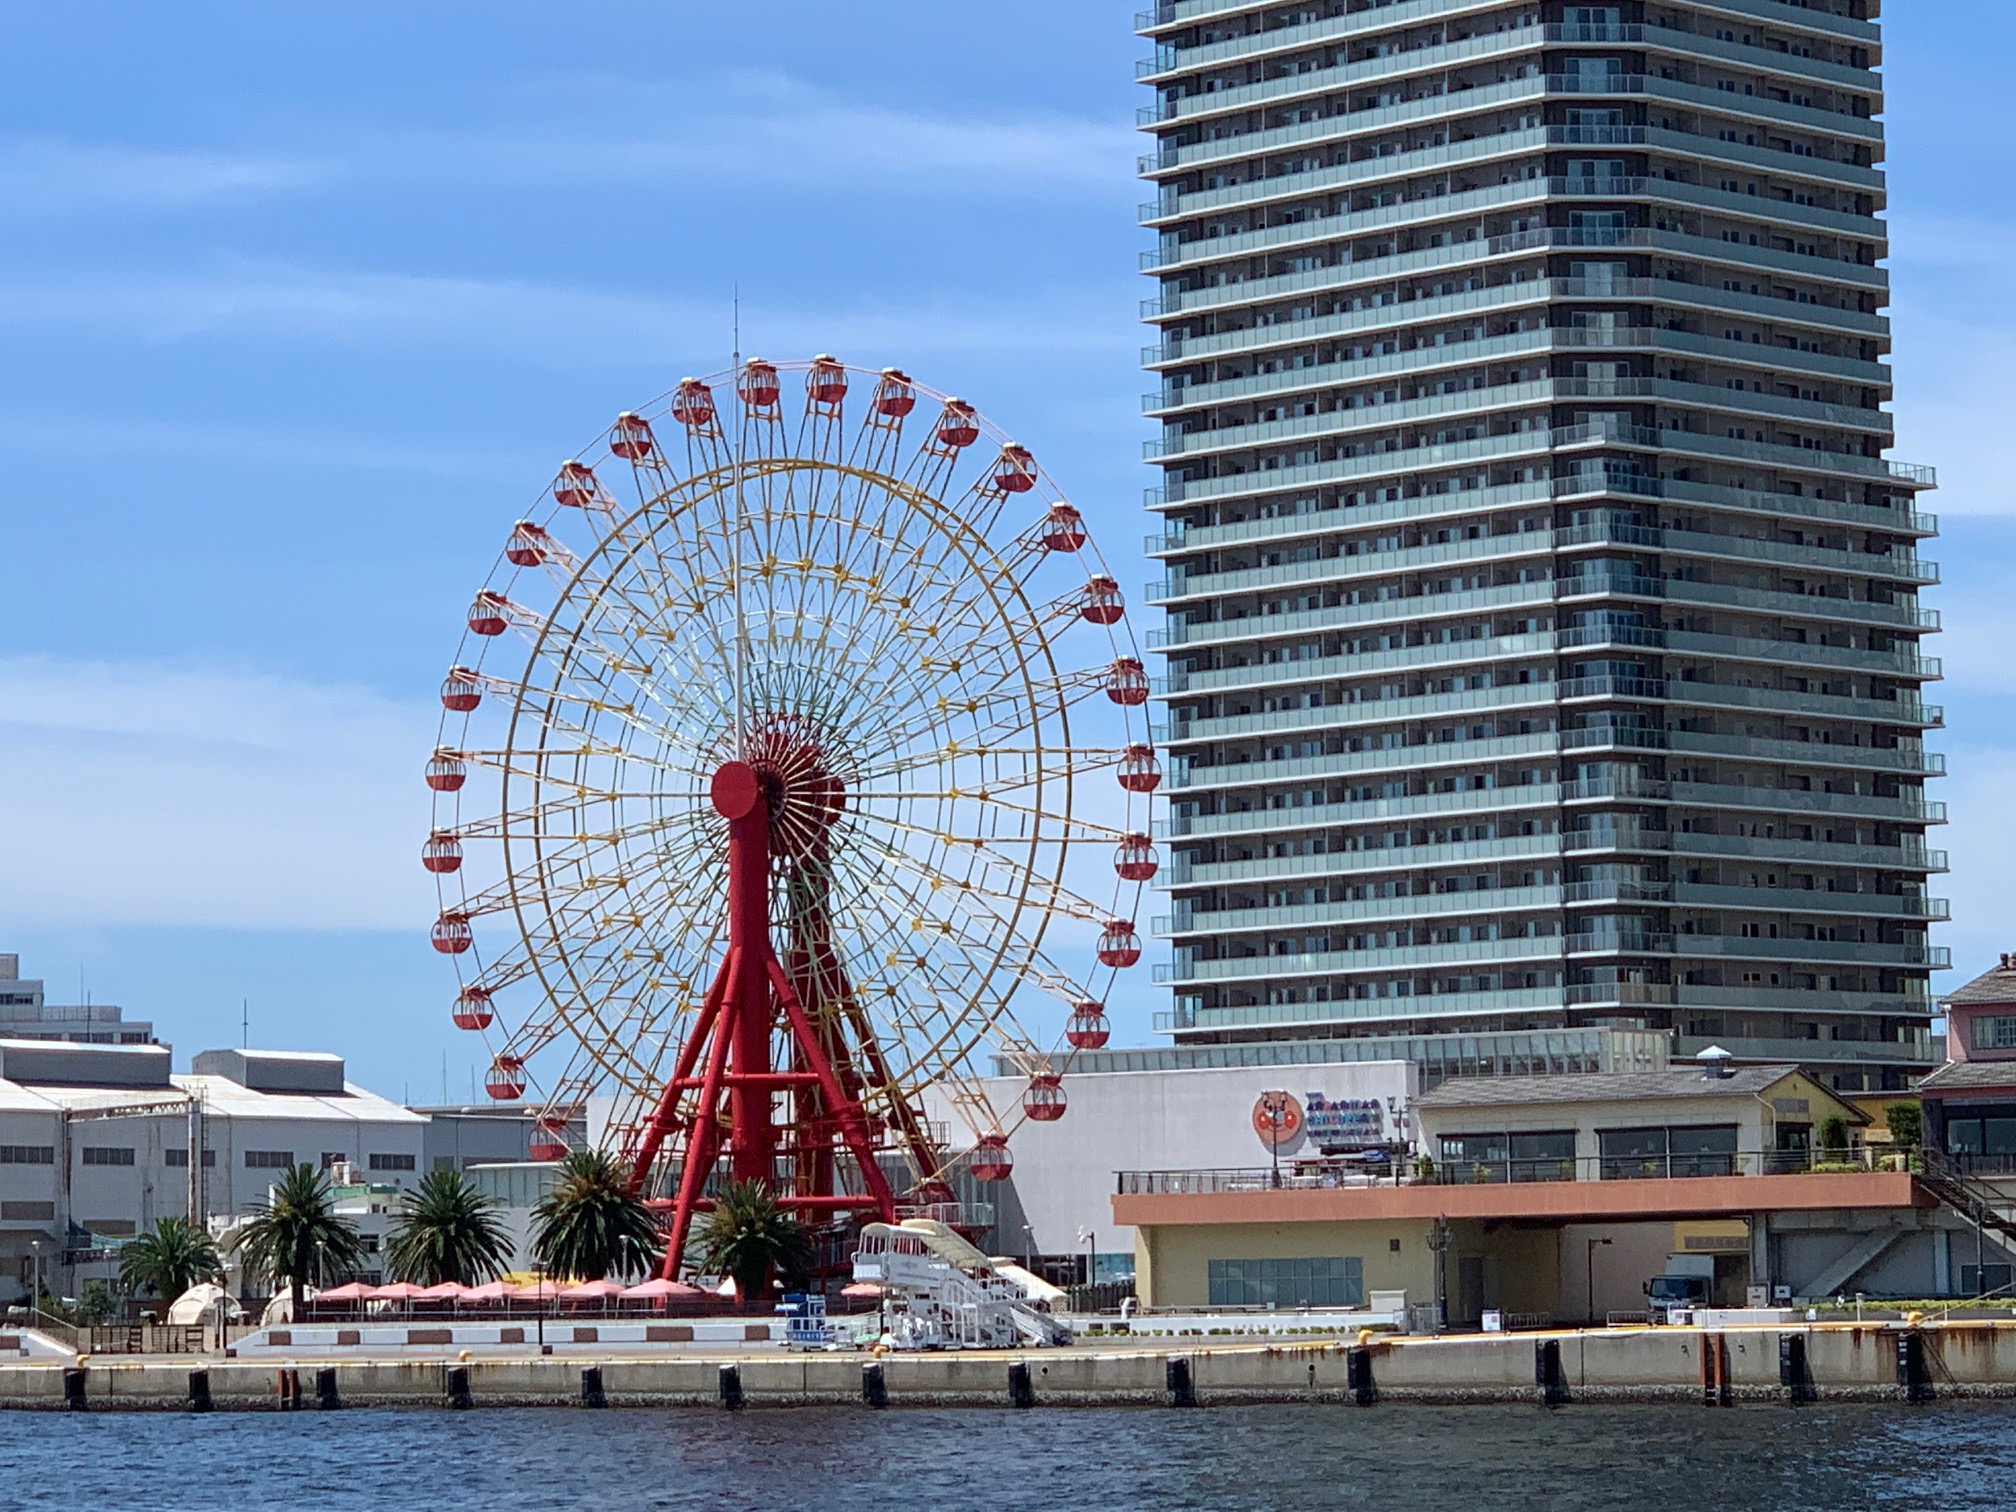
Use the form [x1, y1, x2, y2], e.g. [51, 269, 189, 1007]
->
[0, 1040, 423, 1304]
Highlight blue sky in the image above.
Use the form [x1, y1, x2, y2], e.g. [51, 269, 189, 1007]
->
[1, 2, 2011, 1098]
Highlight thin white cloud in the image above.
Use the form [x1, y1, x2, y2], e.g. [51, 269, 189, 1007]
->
[0, 657, 433, 931]
[0, 260, 1137, 367]
[0, 412, 518, 482]
[349, 70, 1136, 196]
[0, 136, 315, 213]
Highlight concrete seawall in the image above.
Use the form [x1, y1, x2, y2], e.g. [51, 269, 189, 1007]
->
[7, 1323, 2016, 1410]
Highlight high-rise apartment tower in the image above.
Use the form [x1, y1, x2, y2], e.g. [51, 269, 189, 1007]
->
[1138, 0, 1944, 1092]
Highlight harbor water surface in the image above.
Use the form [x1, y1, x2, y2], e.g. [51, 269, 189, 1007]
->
[5, 1402, 2015, 1511]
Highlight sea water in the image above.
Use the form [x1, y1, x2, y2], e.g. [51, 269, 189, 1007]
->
[4, 1402, 2013, 1511]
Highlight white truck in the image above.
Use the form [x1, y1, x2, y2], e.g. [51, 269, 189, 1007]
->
[1643, 1253, 1716, 1323]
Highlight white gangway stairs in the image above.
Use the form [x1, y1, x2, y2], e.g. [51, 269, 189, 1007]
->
[852, 1219, 1073, 1349]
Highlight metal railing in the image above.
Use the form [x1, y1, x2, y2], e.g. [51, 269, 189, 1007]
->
[1118, 1147, 1912, 1195]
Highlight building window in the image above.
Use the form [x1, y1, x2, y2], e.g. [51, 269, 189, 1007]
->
[244, 1150, 295, 1169]
[1945, 1118, 2016, 1158]
[0, 1145, 55, 1165]
[368, 1153, 417, 1172]
[165, 1149, 188, 1168]
[1962, 1264, 2014, 1295]
[1973, 1016, 2016, 1052]
[432, 1155, 456, 1172]
[1598, 1124, 1738, 1178]
[1208, 1256, 1364, 1308]
[1437, 1131, 1576, 1182]
[81, 1147, 136, 1167]
[320, 1152, 348, 1169]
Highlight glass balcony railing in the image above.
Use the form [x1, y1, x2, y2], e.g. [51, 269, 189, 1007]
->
[1156, 885, 1564, 940]
[1145, 276, 1887, 374]
[1142, 225, 1887, 327]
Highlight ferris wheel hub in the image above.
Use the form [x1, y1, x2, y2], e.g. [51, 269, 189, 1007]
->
[709, 760, 763, 821]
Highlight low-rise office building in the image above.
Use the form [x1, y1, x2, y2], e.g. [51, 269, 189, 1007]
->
[1116, 1058, 2004, 1319]
[0, 951, 158, 1048]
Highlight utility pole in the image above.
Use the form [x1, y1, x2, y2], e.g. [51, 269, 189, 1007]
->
[186, 1092, 202, 1226]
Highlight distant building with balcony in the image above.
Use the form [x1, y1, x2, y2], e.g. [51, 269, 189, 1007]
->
[1919, 955, 2016, 1177]
[0, 953, 159, 1050]
[1135, 0, 1944, 1093]
[1115, 1060, 2012, 1316]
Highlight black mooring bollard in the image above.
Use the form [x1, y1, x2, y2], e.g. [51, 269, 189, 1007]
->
[314, 1367, 341, 1410]
[1534, 1338, 1570, 1407]
[1164, 1355, 1196, 1408]
[445, 1365, 472, 1410]
[1348, 1346, 1378, 1407]
[1779, 1333, 1814, 1404]
[718, 1363, 744, 1410]
[62, 1367, 87, 1412]
[580, 1365, 607, 1409]
[1896, 1331, 1934, 1404]
[187, 1369, 212, 1414]
[1007, 1360, 1035, 1409]
[861, 1361, 888, 1409]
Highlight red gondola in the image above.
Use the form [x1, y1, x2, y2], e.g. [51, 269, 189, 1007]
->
[807, 355, 848, 406]
[1040, 504, 1087, 553]
[422, 830, 464, 874]
[528, 1117, 569, 1162]
[1117, 743, 1161, 793]
[935, 399, 979, 450]
[993, 444, 1037, 494]
[1081, 576, 1125, 626]
[1105, 658, 1149, 706]
[440, 669, 482, 713]
[466, 592, 508, 637]
[672, 378, 716, 431]
[505, 521, 548, 567]
[968, 1134, 1013, 1183]
[553, 460, 600, 505]
[1022, 1075, 1066, 1123]
[452, 986, 494, 1031]
[485, 1055, 526, 1101]
[1114, 833, 1158, 882]
[1096, 920, 1142, 968]
[872, 368, 917, 418]
[425, 749, 468, 792]
[1066, 1002, 1110, 1050]
[431, 913, 474, 955]
[609, 414, 655, 461]
[739, 359, 780, 410]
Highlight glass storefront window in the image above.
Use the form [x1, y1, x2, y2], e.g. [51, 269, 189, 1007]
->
[1208, 1256, 1365, 1308]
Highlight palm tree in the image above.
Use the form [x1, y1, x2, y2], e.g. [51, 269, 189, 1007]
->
[530, 1149, 659, 1281]
[695, 1179, 812, 1303]
[119, 1216, 224, 1303]
[385, 1169, 513, 1286]
[232, 1163, 367, 1318]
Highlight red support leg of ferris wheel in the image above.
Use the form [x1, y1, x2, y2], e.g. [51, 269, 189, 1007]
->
[629, 759, 896, 1280]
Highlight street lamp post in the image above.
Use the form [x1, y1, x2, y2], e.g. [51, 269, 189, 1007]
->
[27, 1237, 45, 1320]
[1587, 1236, 1613, 1326]
[533, 1261, 546, 1350]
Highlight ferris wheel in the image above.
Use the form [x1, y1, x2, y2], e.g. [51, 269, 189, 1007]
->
[423, 356, 1161, 1271]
